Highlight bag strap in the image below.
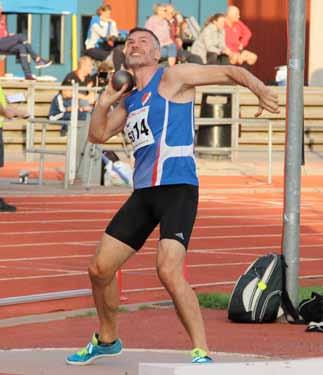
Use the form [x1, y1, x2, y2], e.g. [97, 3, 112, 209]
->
[281, 288, 305, 323]
[280, 255, 305, 324]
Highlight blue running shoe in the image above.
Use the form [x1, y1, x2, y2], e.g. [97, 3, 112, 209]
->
[66, 333, 123, 365]
[191, 348, 214, 364]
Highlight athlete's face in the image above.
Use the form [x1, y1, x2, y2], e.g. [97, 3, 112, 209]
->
[125, 31, 160, 68]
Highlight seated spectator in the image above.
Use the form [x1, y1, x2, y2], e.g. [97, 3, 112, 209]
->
[0, 5, 8, 38]
[85, 5, 125, 71]
[50, 56, 97, 136]
[178, 16, 199, 52]
[188, 13, 232, 65]
[164, 4, 183, 51]
[48, 90, 92, 136]
[179, 17, 193, 44]
[0, 4, 51, 80]
[181, 16, 201, 42]
[145, 3, 177, 66]
[224, 5, 257, 66]
[61, 55, 96, 104]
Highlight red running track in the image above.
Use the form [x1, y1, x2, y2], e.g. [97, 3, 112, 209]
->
[1, 187, 323, 319]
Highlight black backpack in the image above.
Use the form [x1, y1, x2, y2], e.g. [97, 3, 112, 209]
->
[299, 292, 323, 323]
[228, 252, 323, 324]
[228, 253, 284, 323]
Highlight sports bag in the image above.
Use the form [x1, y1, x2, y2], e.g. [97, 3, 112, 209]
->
[299, 292, 323, 323]
[228, 253, 284, 323]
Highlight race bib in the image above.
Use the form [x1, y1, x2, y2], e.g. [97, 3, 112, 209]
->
[125, 106, 154, 151]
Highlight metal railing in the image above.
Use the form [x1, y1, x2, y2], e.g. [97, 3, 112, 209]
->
[24, 83, 101, 188]
[25, 118, 70, 188]
[21, 83, 323, 188]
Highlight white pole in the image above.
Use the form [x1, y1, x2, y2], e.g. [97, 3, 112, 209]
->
[67, 82, 79, 185]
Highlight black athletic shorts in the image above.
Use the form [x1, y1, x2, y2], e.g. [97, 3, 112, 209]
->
[106, 184, 198, 251]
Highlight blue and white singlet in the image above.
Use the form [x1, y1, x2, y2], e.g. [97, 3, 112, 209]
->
[124, 68, 198, 189]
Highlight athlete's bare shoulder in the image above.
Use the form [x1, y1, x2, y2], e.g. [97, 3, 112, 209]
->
[158, 65, 196, 103]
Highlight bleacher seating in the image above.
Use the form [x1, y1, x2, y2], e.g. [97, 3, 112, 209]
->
[2, 80, 323, 152]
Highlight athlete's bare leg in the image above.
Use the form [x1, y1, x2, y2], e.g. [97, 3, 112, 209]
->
[156, 238, 209, 351]
[88, 233, 135, 343]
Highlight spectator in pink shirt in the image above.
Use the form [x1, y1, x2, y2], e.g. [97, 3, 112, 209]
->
[224, 5, 257, 66]
[145, 3, 177, 66]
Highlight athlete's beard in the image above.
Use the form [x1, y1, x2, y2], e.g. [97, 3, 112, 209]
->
[126, 55, 156, 69]
[126, 49, 159, 69]
[126, 56, 146, 69]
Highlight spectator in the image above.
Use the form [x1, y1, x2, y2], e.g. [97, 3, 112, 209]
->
[0, 4, 7, 38]
[179, 17, 193, 41]
[50, 56, 96, 136]
[145, 3, 177, 66]
[164, 4, 191, 63]
[0, 4, 52, 80]
[48, 89, 92, 136]
[181, 16, 201, 42]
[0, 86, 29, 211]
[85, 5, 125, 71]
[164, 4, 183, 50]
[224, 5, 257, 66]
[61, 55, 96, 104]
[178, 16, 197, 51]
[189, 13, 232, 65]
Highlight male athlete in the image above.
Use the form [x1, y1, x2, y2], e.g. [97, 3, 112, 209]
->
[66, 27, 279, 365]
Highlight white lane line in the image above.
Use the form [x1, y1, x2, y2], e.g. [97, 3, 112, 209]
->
[15, 200, 127, 206]
[2, 239, 323, 252]
[0, 265, 84, 274]
[0, 229, 102, 235]
[11, 207, 322, 216]
[3, 223, 323, 231]
[0, 272, 86, 281]
[2, 269, 323, 283]
[0, 219, 110, 224]
[1, 213, 322, 224]
[0, 255, 92, 262]
[190, 243, 323, 253]
[10, 209, 117, 214]
[1, 229, 323, 240]
[5, 194, 128, 198]
[0, 241, 97, 248]
[2, 251, 323, 264]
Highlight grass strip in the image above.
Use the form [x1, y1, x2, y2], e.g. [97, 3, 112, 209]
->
[198, 285, 323, 309]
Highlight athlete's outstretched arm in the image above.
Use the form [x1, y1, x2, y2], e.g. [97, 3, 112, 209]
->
[166, 64, 279, 117]
[88, 84, 128, 144]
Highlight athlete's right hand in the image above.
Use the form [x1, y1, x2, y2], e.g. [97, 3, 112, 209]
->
[98, 80, 129, 109]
